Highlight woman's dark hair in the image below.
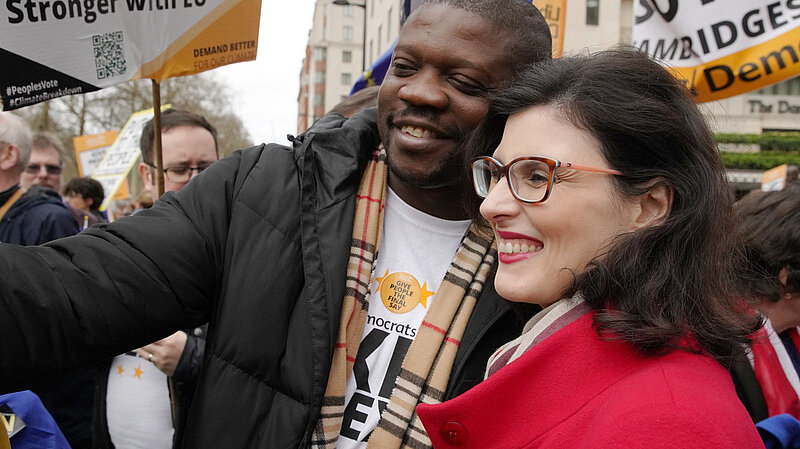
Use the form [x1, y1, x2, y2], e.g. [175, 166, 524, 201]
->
[64, 176, 105, 213]
[466, 48, 758, 365]
[736, 184, 800, 302]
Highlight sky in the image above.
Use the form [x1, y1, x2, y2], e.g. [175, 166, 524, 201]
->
[212, 1, 317, 146]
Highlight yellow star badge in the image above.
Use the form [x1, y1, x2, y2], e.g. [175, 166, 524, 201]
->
[116, 365, 124, 376]
[133, 366, 143, 379]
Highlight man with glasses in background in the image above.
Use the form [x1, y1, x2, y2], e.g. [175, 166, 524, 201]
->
[93, 108, 219, 449]
[21, 131, 104, 228]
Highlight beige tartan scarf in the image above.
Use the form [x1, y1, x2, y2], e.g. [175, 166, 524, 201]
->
[310, 147, 496, 449]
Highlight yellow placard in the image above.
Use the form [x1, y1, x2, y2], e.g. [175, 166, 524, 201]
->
[762, 164, 789, 191]
[533, 0, 566, 58]
[73, 130, 119, 177]
[669, 27, 800, 103]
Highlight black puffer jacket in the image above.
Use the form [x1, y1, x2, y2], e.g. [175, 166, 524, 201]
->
[0, 109, 532, 448]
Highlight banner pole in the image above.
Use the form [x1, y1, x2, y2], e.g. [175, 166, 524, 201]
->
[151, 79, 165, 198]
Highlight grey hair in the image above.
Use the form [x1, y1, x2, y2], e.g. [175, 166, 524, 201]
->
[0, 112, 33, 170]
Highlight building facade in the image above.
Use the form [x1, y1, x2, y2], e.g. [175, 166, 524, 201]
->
[297, 0, 403, 133]
[299, 0, 800, 141]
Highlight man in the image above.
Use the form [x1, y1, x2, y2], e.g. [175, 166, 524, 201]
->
[22, 131, 108, 228]
[0, 114, 78, 245]
[0, 1, 552, 447]
[0, 114, 87, 447]
[20, 132, 65, 192]
[94, 109, 219, 449]
[137, 109, 219, 196]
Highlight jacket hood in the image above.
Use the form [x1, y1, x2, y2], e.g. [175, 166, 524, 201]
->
[6, 186, 66, 220]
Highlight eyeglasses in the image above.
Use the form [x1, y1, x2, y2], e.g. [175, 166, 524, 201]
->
[24, 164, 62, 175]
[471, 156, 623, 204]
[147, 163, 211, 184]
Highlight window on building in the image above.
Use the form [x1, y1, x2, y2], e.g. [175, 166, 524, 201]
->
[369, 40, 373, 67]
[315, 71, 326, 84]
[343, 50, 352, 63]
[586, 0, 599, 25]
[757, 76, 800, 95]
[313, 47, 326, 62]
[343, 4, 352, 17]
[388, 8, 392, 38]
[341, 73, 352, 85]
[343, 26, 353, 42]
[378, 25, 382, 53]
[314, 93, 324, 106]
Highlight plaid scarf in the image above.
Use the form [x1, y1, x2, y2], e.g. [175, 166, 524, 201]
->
[311, 148, 496, 449]
[485, 295, 591, 378]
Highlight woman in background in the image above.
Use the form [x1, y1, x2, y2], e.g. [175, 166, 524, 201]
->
[64, 176, 106, 228]
[417, 49, 764, 448]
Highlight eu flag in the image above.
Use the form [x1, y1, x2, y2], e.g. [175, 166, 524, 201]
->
[349, 43, 394, 96]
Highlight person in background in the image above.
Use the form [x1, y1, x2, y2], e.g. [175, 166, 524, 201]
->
[20, 132, 64, 193]
[328, 86, 380, 119]
[111, 199, 133, 219]
[417, 49, 763, 448]
[63, 176, 107, 228]
[0, 2, 552, 446]
[731, 185, 800, 424]
[0, 114, 91, 449]
[131, 190, 154, 214]
[93, 108, 219, 449]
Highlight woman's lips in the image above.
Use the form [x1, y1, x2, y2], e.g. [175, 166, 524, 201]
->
[496, 231, 543, 264]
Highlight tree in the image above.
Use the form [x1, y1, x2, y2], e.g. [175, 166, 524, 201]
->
[15, 72, 253, 197]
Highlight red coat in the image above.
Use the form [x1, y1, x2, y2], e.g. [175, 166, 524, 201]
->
[417, 313, 764, 449]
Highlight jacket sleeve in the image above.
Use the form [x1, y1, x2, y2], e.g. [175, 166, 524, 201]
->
[172, 331, 205, 384]
[0, 146, 267, 392]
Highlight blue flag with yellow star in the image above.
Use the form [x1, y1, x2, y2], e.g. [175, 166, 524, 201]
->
[349, 43, 394, 96]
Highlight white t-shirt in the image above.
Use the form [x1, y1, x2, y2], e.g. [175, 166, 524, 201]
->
[106, 353, 174, 449]
[337, 188, 470, 448]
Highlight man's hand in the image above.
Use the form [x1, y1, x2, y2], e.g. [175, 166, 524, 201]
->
[136, 331, 188, 376]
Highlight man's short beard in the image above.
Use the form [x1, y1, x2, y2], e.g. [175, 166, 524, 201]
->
[386, 146, 466, 190]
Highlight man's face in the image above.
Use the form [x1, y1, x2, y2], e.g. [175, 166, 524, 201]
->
[138, 125, 218, 194]
[20, 146, 62, 191]
[377, 3, 514, 191]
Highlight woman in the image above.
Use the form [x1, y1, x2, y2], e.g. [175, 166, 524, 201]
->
[63, 176, 106, 228]
[416, 49, 764, 448]
[732, 185, 800, 423]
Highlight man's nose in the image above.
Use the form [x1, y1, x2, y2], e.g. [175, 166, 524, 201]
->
[397, 69, 448, 109]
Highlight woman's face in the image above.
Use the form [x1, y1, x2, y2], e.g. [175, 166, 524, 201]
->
[66, 192, 92, 212]
[479, 105, 639, 307]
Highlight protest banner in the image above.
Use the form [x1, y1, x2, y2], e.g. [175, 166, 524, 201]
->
[73, 130, 119, 176]
[633, 0, 800, 103]
[762, 163, 789, 191]
[92, 106, 167, 210]
[536, 0, 566, 57]
[0, 0, 261, 110]
[74, 130, 130, 201]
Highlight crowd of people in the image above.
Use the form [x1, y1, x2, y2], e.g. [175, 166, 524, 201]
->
[1, 0, 800, 448]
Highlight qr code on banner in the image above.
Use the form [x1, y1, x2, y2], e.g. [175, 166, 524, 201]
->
[93, 31, 126, 80]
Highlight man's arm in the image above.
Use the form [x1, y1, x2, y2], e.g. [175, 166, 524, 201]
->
[0, 147, 265, 391]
